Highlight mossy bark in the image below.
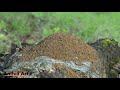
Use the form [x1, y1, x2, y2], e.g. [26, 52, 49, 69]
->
[89, 38, 120, 78]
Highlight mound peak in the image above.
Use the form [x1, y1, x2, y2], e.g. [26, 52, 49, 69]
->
[18, 33, 99, 62]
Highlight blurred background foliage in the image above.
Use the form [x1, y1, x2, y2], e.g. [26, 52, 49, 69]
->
[0, 12, 120, 53]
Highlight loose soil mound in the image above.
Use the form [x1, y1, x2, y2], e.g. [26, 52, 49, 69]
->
[19, 33, 99, 62]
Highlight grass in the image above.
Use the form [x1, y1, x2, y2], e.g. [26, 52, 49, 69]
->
[0, 12, 120, 53]
[32, 12, 120, 43]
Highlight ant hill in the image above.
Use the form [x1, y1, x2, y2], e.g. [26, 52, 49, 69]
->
[18, 33, 99, 62]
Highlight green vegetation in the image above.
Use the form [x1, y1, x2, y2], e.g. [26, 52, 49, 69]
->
[101, 38, 118, 47]
[0, 12, 120, 53]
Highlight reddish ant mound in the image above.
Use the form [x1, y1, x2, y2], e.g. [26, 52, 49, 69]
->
[19, 33, 99, 62]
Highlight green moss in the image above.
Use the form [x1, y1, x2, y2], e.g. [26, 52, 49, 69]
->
[110, 58, 120, 67]
[115, 58, 120, 63]
[116, 58, 120, 64]
[101, 38, 118, 46]
[110, 69, 118, 78]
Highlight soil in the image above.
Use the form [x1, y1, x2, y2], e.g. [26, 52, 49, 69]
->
[18, 33, 99, 62]
[53, 63, 83, 78]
